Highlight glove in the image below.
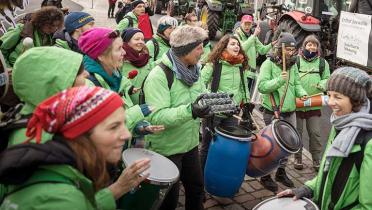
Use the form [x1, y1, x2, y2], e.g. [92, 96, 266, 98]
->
[139, 104, 151, 117]
[191, 95, 211, 119]
[292, 185, 313, 199]
[134, 121, 152, 135]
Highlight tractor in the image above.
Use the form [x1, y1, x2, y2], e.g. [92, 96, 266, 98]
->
[166, 0, 196, 17]
[198, 0, 255, 40]
[259, 0, 372, 71]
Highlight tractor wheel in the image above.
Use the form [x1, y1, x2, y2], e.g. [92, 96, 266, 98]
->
[167, 0, 175, 16]
[277, 18, 311, 48]
[154, 0, 162, 14]
[200, 5, 219, 40]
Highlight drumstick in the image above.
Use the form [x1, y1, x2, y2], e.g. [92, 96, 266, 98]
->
[233, 114, 242, 121]
[249, 112, 261, 131]
[309, 93, 324, 97]
[282, 43, 286, 72]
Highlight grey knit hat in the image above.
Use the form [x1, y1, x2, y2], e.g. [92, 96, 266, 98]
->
[327, 67, 372, 102]
[302, 34, 321, 49]
[276, 32, 296, 48]
[169, 25, 208, 57]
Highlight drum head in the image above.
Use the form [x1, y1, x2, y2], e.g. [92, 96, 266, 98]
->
[273, 120, 302, 152]
[216, 125, 252, 139]
[253, 197, 319, 210]
[122, 148, 179, 185]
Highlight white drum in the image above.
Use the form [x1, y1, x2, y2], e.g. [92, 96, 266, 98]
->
[253, 197, 319, 210]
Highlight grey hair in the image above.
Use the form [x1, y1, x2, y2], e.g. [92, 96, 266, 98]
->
[157, 16, 178, 29]
[169, 25, 208, 48]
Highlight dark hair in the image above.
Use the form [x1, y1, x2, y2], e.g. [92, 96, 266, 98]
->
[31, 6, 64, 30]
[67, 135, 110, 191]
[207, 34, 248, 70]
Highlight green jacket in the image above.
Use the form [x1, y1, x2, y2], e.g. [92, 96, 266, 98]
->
[121, 61, 152, 105]
[8, 47, 83, 146]
[143, 54, 206, 156]
[200, 42, 212, 65]
[146, 34, 171, 70]
[83, 56, 144, 131]
[117, 12, 138, 33]
[305, 128, 372, 210]
[0, 23, 53, 67]
[258, 58, 308, 113]
[201, 61, 250, 104]
[296, 56, 330, 112]
[0, 165, 116, 210]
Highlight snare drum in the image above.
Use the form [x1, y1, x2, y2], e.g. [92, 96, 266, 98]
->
[118, 148, 179, 210]
[253, 197, 319, 210]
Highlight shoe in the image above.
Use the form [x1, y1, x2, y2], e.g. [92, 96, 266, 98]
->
[294, 157, 303, 170]
[260, 175, 278, 192]
[313, 160, 320, 171]
[275, 168, 294, 188]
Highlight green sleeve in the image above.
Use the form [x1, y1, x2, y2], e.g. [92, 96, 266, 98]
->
[95, 188, 116, 210]
[125, 105, 145, 131]
[144, 70, 193, 128]
[54, 39, 70, 50]
[255, 37, 272, 55]
[258, 60, 286, 94]
[317, 60, 331, 91]
[146, 40, 156, 70]
[241, 35, 256, 52]
[355, 140, 372, 210]
[294, 67, 308, 97]
[200, 63, 213, 86]
[117, 18, 130, 33]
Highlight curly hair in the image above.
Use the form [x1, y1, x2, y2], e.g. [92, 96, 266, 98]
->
[207, 34, 248, 70]
[31, 6, 64, 30]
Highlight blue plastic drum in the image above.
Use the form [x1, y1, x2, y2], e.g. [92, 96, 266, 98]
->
[204, 125, 252, 197]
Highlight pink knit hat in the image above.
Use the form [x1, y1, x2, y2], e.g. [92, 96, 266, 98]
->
[78, 27, 120, 59]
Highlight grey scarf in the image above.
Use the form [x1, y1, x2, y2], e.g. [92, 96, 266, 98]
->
[326, 99, 372, 158]
[168, 50, 200, 87]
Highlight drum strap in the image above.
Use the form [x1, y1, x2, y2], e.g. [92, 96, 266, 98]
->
[323, 130, 372, 210]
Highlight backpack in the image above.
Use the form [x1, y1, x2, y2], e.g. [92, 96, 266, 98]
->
[115, 6, 133, 24]
[139, 62, 174, 105]
[0, 104, 29, 152]
[296, 57, 325, 77]
[151, 38, 160, 61]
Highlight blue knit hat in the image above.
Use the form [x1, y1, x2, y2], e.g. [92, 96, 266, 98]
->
[121, 28, 143, 42]
[64, 12, 94, 33]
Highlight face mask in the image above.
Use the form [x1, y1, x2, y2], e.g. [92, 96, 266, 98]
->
[303, 48, 318, 59]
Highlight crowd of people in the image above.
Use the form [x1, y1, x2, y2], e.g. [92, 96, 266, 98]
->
[0, 1, 371, 210]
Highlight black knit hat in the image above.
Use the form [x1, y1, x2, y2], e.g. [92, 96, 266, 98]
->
[121, 28, 143, 42]
[131, 0, 145, 8]
[327, 67, 372, 102]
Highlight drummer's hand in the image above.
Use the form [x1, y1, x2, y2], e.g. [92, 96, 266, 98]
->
[110, 158, 151, 199]
[145, 125, 165, 133]
[277, 189, 298, 200]
[300, 95, 308, 101]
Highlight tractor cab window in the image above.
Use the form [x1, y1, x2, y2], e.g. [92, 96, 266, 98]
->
[295, 0, 314, 14]
[321, 0, 339, 17]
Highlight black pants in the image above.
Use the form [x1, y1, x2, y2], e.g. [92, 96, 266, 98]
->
[200, 117, 238, 173]
[159, 147, 204, 210]
[108, 3, 115, 17]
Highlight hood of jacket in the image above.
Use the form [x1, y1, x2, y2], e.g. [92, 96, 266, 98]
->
[0, 137, 76, 185]
[53, 30, 82, 53]
[13, 47, 83, 115]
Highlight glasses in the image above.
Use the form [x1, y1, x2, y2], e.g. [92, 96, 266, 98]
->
[285, 48, 297, 53]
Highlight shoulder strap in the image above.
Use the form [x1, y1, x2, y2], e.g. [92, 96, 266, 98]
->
[329, 130, 372, 210]
[158, 62, 174, 89]
[124, 16, 134, 28]
[210, 61, 222, 93]
[152, 38, 160, 61]
[87, 73, 102, 87]
[319, 57, 325, 77]
[296, 56, 301, 70]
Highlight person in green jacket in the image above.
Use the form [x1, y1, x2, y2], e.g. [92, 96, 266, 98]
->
[146, 16, 178, 69]
[121, 28, 151, 105]
[117, 0, 145, 32]
[0, 6, 64, 67]
[294, 35, 331, 171]
[258, 32, 308, 192]
[278, 67, 372, 210]
[8, 47, 89, 147]
[234, 15, 274, 92]
[143, 25, 211, 210]
[0, 86, 151, 210]
[78, 27, 164, 138]
[199, 34, 251, 169]
[53, 11, 95, 53]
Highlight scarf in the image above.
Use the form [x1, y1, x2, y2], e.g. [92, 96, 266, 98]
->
[326, 99, 372, 158]
[168, 50, 200, 87]
[122, 43, 150, 68]
[301, 48, 318, 61]
[268, 50, 297, 69]
[220, 51, 244, 66]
